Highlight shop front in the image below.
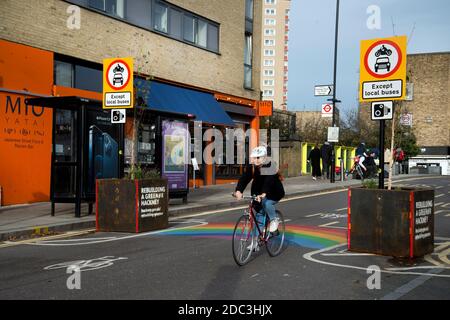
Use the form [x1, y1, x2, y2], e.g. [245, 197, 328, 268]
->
[0, 39, 262, 208]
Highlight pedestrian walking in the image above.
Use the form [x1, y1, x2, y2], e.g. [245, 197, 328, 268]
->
[308, 144, 322, 180]
[320, 141, 332, 179]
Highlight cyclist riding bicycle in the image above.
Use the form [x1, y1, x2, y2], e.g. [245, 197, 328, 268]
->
[234, 146, 285, 233]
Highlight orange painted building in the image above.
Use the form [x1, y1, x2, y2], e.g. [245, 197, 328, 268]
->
[0, 39, 264, 206]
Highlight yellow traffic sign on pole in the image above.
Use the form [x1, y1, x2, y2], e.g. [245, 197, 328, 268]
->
[103, 57, 134, 109]
[359, 36, 407, 102]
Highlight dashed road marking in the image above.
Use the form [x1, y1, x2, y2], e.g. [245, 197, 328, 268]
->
[306, 213, 323, 217]
[435, 194, 444, 198]
[319, 221, 340, 227]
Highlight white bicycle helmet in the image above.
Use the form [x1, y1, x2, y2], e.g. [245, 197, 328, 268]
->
[250, 146, 267, 158]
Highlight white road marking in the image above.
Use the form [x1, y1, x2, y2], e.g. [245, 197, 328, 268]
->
[381, 268, 445, 300]
[303, 244, 450, 278]
[319, 221, 340, 227]
[306, 213, 323, 217]
[435, 194, 444, 198]
[435, 186, 444, 189]
[335, 208, 347, 212]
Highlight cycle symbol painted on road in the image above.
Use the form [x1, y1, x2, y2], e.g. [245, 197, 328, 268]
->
[44, 256, 128, 272]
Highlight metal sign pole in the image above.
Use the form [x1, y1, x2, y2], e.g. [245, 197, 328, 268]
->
[378, 119, 385, 189]
[330, 0, 340, 184]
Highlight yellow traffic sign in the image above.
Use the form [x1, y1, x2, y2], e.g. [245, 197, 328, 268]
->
[103, 57, 134, 109]
[359, 36, 407, 102]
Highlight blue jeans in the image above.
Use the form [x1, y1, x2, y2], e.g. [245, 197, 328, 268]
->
[262, 198, 278, 221]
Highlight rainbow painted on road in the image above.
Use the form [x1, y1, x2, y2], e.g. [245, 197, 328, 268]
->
[160, 223, 346, 249]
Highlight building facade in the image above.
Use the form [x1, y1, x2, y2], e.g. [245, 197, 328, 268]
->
[260, 0, 290, 110]
[0, 0, 265, 206]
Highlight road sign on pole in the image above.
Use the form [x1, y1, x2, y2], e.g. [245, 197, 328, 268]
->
[327, 127, 339, 142]
[321, 103, 333, 117]
[359, 36, 407, 102]
[315, 85, 334, 96]
[103, 57, 134, 109]
[371, 101, 393, 120]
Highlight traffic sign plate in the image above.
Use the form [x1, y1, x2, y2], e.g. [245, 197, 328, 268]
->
[315, 85, 333, 96]
[103, 57, 134, 109]
[359, 36, 406, 102]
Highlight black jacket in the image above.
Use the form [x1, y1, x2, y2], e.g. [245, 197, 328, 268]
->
[235, 163, 285, 202]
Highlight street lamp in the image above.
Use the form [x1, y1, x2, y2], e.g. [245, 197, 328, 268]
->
[329, 0, 340, 183]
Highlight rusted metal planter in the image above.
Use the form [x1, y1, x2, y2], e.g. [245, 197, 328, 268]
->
[96, 179, 169, 233]
[348, 187, 434, 258]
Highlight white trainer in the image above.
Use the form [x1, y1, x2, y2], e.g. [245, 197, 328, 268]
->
[269, 218, 280, 232]
[246, 237, 259, 251]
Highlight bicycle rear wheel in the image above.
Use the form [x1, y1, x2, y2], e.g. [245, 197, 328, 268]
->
[232, 215, 254, 266]
[266, 210, 286, 257]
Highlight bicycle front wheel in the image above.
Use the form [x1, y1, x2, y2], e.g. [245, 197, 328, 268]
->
[266, 210, 286, 257]
[232, 215, 254, 266]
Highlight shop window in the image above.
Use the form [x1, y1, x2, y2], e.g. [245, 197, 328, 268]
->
[55, 61, 74, 88]
[75, 65, 102, 93]
[138, 122, 157, 165]
[124, 112, 157, 167]
[54, 57, 102, 93]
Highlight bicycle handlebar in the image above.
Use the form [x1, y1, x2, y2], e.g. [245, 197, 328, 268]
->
[231, 193, 258, 200]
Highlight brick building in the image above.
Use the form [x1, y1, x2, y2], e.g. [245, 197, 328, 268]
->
[0, 0, 266, 205]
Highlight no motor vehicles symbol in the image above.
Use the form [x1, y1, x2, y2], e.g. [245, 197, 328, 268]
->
[364, 40, 402, 79]
[106, 59, 131, 91]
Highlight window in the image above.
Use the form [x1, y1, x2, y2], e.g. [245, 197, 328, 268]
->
[264, 39, 275, 46]
[169, 8, 182, 39]
[263, 90, 274, 97]
[264, 49, 275, 56]
[72, 0, 221, 53]
[265, 18, 276, 26]
[126, 0, 151, 29]
[207, 24, 219, 52]
[264, 59, 275, 67]
[197, 20, 207, 47]
[264, 28, 275, 36]
[54, 57, 102, 93]
[89, 0, 124, 18]
[153, 1, 168, 33]
[264, 69, 274, 76]
[244, 34, 252, 88]
[265, 8, 276, 15]
[263, 79, 274, 86]
[182, 15, 194, 42]
[245, 0, 254, 20]
[265, 0, 276, 4]
[55, 61, 73, 87]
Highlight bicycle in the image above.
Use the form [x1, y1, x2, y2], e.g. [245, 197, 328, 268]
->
[231, 194, 286, 266]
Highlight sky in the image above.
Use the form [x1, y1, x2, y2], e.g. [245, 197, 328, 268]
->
[287, 0, 450, 116]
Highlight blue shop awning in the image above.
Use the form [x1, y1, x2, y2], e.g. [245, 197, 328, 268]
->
[135, 78, 235, 127]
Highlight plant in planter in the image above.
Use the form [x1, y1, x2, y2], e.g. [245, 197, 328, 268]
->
[348, 102, 434, 259]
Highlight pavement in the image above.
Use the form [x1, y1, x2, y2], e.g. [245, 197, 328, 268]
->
[0, 173, 431, 241]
